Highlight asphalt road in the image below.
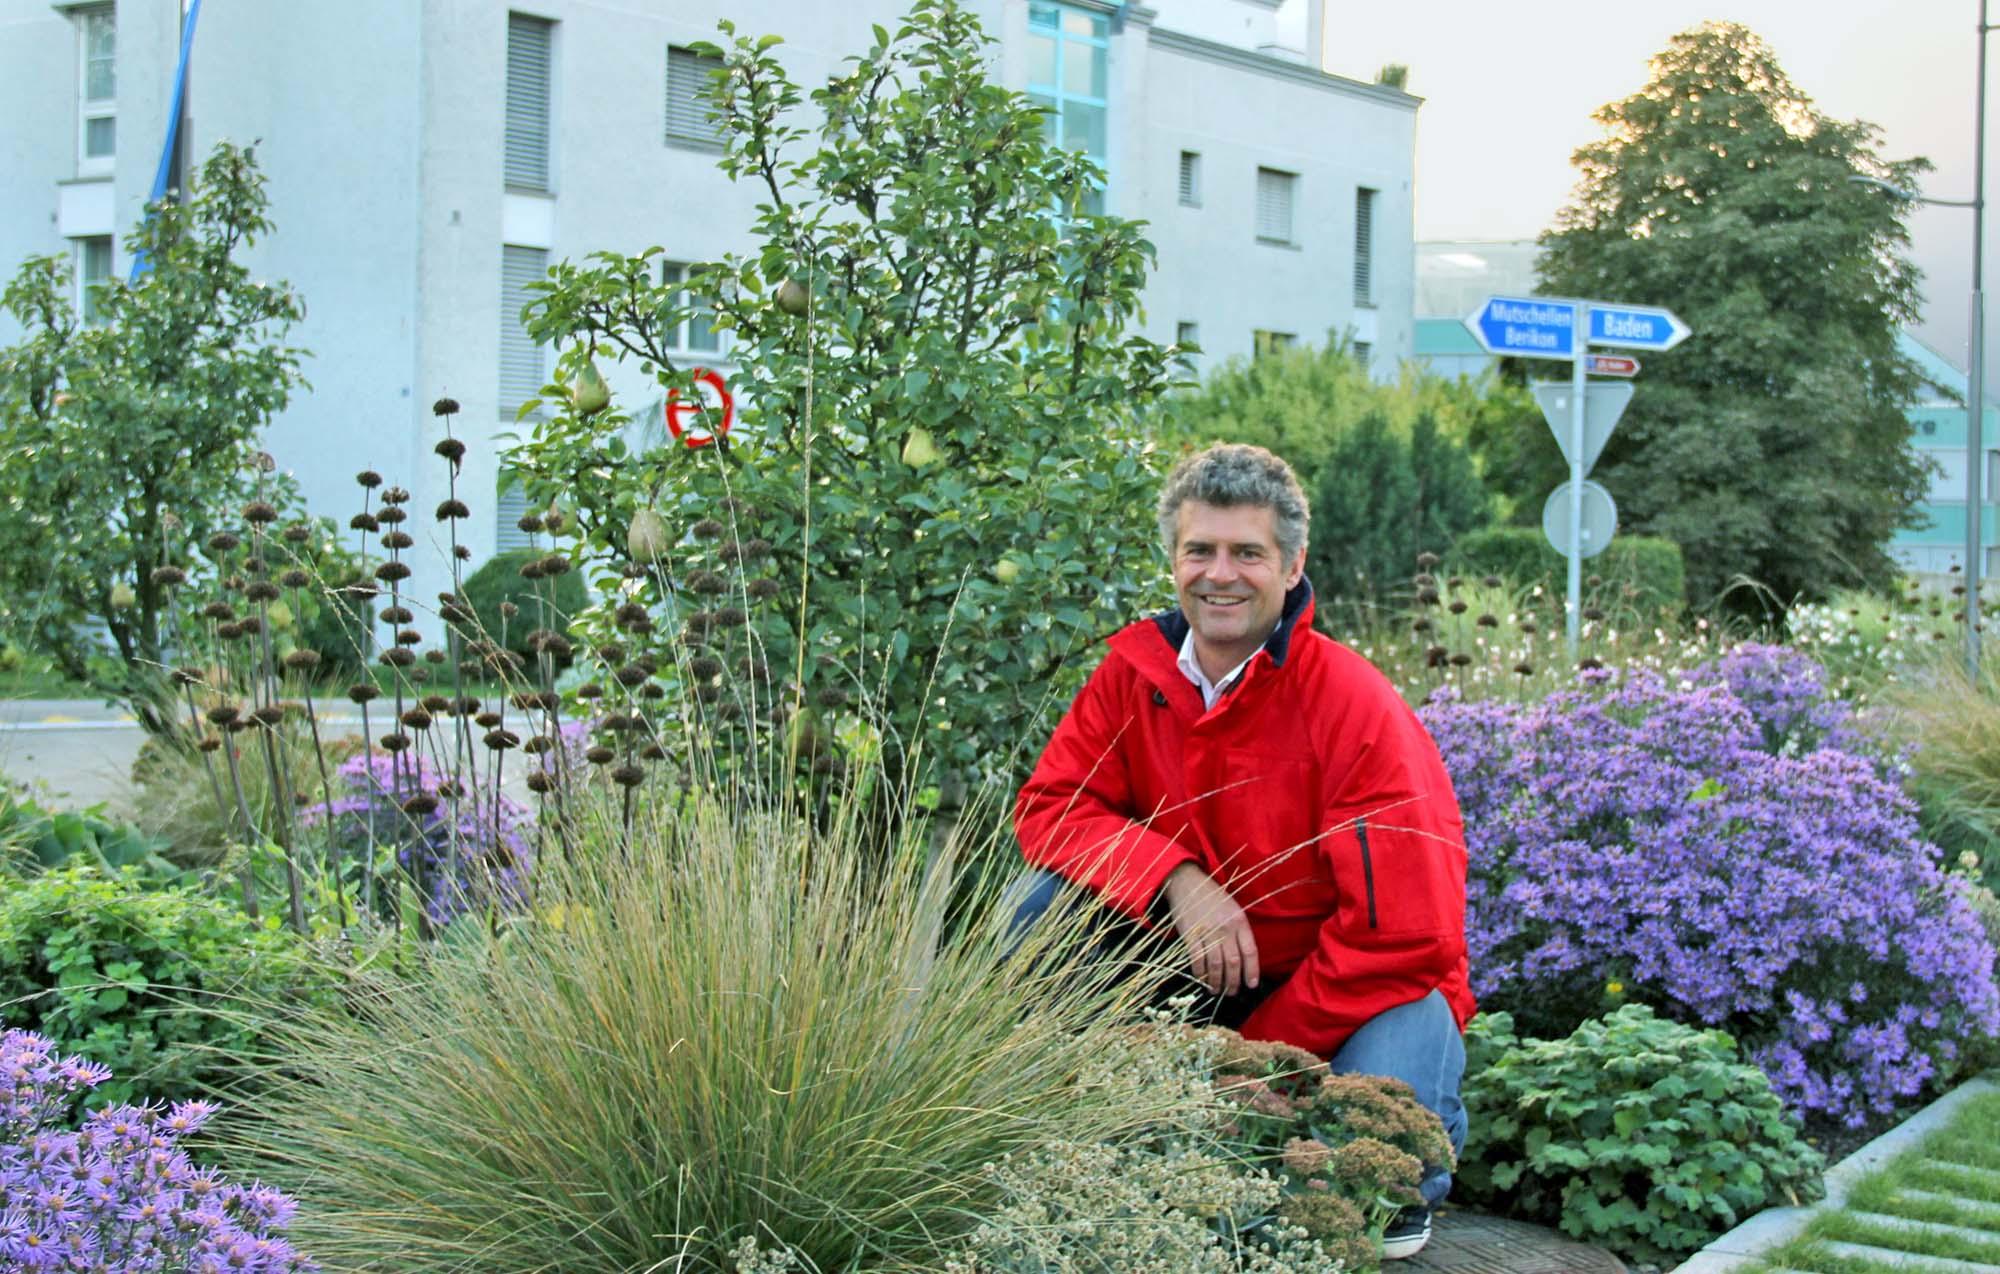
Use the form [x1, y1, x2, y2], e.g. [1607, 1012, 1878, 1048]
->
[0, 698, 149, 812]
[0, 698, 537, 815]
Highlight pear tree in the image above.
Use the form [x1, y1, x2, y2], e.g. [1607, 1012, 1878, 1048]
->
[510, 0, 1177, 804]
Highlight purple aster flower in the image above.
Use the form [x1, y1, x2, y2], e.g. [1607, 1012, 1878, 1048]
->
[1423, 645, 2000, 1127]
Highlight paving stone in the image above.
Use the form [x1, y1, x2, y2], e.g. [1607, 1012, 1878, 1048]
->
[1818, 1238, 2000, 1272]
[1401, 1209, 1625, 1273]
[1842, 1209, 2000, 1253]
[1917, 1159, 2000, 1197]
[1891, 1189, 2000, 1227]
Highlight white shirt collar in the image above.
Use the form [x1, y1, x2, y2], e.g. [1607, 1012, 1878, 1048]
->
[1177, 628, 1256, 710]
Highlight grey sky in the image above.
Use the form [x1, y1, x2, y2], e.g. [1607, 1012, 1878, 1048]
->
[1282, 1, 1979, 372]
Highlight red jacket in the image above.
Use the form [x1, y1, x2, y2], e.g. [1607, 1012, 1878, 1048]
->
[1015, 583, 1474, 1057]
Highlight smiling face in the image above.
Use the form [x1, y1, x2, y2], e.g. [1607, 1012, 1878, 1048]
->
[1172, 500, 1306, 681]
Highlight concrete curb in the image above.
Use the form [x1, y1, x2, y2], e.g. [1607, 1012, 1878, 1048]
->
[1669, 1072, 2000, 1273]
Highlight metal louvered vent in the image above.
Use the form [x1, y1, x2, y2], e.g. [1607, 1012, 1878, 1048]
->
[1354, 187, 1377, 306]
[665, 46, 724, 148]
[505, 13, 551, 190]
[1255, 167, 1295, 245]
[499, 245, 549, 417]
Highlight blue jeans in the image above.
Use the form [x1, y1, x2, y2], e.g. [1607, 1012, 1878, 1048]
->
[1006, 868, 1466, 1205]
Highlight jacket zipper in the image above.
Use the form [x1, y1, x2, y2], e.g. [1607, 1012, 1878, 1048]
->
[1356, 816, 1378, 929]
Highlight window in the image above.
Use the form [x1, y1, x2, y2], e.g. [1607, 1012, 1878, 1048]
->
[504, 13, 553, 191]
[665, 45, 725, 149]
[1174, 320, 1199, 369]
[1353, 340, 1372, 367]
[1252, 330, 1296, 359]
[494, 475, 533, 552]
[1255, 168, 1296, 246]
[77, 236, 112, 326]
[1026, 3, 1109, 215]
[1354, 187, 1377, 306]
[662, 261, 721, 354]
[1178, 151, 1201, 207]
[76, 6, 115, 171]
[500, 245, 550, 416]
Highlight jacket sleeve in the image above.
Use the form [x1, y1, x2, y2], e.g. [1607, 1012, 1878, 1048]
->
[1237, 677, 1469, 1058]
[1014, 660, 1198, 922]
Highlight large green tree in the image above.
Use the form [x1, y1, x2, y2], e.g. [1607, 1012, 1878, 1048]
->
[1535, 22, 1931, 614]
[511, 1, 1174, 799]
[0, 143, 307, 729]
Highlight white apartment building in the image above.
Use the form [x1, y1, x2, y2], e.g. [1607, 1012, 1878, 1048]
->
[1, 0, 1418, 591]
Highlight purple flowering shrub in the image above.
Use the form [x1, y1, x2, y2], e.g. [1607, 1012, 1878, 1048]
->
[1683, 642, 1864, 758]
[301, 751, 533, 926]
[0, 1028, 314, 1271]
[1421, 646, 2000, 1127]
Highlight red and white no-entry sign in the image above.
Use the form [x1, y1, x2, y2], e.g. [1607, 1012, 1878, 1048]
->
[665, 368, 734, 448]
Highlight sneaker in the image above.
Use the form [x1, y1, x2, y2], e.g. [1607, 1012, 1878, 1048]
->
[1381, 1205, 1432, 1261]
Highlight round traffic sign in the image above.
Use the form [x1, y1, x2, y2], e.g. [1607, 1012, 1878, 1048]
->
[1542, 480, 1618, 559]
[665, 368, 734, 448]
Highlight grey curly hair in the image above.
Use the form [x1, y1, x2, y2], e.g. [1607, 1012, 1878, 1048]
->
[1155, 443, 1310, 563]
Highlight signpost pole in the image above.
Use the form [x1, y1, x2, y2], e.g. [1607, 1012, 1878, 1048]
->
[1567, 306, 1587, 655]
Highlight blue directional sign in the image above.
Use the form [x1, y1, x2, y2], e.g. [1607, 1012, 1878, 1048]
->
[1588, 303, 1690, 351]
[1464, 296, 1577, 360]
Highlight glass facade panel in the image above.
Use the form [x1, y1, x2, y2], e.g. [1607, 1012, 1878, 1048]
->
[79, 237, 111, 326]
[1027, 32, 1056, 86]
[1062, 10, 1105, 38]
[1028, 91, 1058, 145]
[1024, 3, 1110, 207]
[1063, 41, 1104, 98]
[1063, 102, 1105, 158]
[84, 13, 115, 101]
[663, 262, 721, 354]
[84, 117, 115, 159]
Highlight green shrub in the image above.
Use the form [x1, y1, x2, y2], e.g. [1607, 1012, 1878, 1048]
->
[1449, 526, 1685, 612]
[0, 794, 177, 880]
[1309, 408, 1492, 615]
[0, 865, 329, 1107]
[459, 546, 586, 668]
[1457, 1005, 1825, 1267]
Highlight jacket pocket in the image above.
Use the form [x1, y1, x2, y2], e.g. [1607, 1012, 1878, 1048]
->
[1206, 750, 1331, 916]
[1325, 804, 1464, 940]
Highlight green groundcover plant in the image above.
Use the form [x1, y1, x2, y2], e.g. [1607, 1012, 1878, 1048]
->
[0, 864, 329, 1108]
[1457, 1005, 1826, 1266]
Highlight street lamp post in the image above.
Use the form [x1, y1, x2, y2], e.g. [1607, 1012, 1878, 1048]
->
[1851, 0, 1991, 681]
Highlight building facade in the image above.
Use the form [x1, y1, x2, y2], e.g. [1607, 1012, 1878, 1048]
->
[1, 0, 1419, 597]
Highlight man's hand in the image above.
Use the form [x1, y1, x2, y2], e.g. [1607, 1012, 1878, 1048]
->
[1160, 864, 1260, 996]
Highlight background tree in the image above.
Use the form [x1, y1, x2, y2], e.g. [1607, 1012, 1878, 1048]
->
[511, 0, 1176, 802]
[1163, 338, 1496, 624]
[0, 143, 308, 730]
[1535, 22, 1931, 616]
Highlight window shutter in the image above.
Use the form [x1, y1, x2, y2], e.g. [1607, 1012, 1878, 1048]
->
[1256, 168, 1294, 244]
[1178, 151, 1200, 206]
[500, 246, 549, 417]
[505, 14, 552, 191]
[494, 479, 532, 553]
[1354, 187, 1377, 306]
[665, 46, 723, 147]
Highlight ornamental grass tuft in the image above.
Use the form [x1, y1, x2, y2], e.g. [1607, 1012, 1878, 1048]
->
[217, 778, 1192, 1272]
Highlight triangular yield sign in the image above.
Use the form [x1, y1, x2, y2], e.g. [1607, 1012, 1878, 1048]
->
[1532, 382, 1635, 477]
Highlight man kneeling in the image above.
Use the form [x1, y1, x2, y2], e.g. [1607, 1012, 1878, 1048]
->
[1013, 443, 1474, 1260]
